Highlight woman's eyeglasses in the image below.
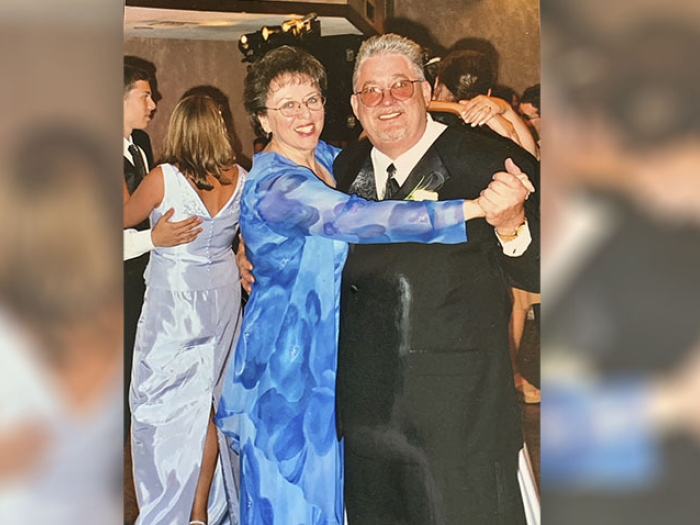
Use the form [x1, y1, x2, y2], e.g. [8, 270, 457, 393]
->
[354, 79, 424, 107]
[265, 95, 326, 117]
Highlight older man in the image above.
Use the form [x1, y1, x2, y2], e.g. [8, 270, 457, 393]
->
[334, 34, 539, 525]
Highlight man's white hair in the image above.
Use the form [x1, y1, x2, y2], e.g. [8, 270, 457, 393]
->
[353, 33, 426, 90]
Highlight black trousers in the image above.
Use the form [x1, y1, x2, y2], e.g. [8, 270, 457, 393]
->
[124, 253, 147, 441]
[344, 445, 526, 525]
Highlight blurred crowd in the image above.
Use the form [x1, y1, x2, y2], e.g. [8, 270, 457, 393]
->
[540, 0, 700, 523]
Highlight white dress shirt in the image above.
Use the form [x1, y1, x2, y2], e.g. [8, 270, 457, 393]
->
[371, 117, 448, 199]
[123, 135, 153, 261]
[123, 229, 154, 261]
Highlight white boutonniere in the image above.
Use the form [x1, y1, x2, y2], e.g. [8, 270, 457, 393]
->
[407, 189, 439, 201]
[405, 174, 441, 201]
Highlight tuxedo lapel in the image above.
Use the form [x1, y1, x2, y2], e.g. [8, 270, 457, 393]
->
[336, 137, 451, 201]
[393, 147, 450, 201]
[347, 155, 379, 201]
[124, 156, 141, 195]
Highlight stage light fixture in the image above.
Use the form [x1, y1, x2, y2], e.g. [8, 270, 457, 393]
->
[238, 13, 321, 63]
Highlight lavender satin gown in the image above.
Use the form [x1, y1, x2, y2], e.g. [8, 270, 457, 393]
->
[215, 141, 467, 525]
[130, 163, 246, 525]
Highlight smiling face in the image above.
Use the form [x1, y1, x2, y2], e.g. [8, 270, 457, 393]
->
[257, 73, 324, 159]
[123, 79, 156, 138]
[351, 53, 432, 160]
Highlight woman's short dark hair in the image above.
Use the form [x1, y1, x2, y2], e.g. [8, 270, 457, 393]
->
[244, 45, 327, 137]
[520, 84, 541, 112]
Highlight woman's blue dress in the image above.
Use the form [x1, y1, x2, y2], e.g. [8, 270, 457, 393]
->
[215, 141, 467, 525]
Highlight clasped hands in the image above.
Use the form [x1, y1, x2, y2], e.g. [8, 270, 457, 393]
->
[462, 158, 535, 234]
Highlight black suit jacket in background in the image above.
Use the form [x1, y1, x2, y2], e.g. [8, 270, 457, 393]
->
[123, 131, 151, 438]
[334, 124, 539, 525]
[132, 128, 154, 168]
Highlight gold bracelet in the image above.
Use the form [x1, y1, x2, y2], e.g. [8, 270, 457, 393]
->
[496, 219, 527, 241]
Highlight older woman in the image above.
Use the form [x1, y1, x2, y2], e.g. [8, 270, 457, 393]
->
[214, 46, 490, 525]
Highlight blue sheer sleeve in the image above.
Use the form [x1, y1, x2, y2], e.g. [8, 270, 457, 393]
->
[249, 153, 467, 245]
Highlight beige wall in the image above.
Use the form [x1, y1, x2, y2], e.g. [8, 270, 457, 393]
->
[124, 37, 256, 169]
[393, 0, 540, 94]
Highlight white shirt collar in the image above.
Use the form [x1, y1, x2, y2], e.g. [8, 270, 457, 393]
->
[371, 116, 447, 198]
[123, 135, 148, 170]
[123, 136, 135, 162]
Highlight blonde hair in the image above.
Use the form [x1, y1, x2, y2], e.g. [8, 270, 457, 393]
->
[160, 94, 234, 190]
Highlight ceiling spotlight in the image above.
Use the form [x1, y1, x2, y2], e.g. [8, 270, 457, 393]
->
[238, 31, 265, 62]
[281, 13, 320, 38]
[238, 13, 321, 63]
[261, 25, 282, 41]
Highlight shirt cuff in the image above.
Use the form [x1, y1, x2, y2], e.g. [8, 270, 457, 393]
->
[496, 221, 532, 257]
[124, 228, 154, 261]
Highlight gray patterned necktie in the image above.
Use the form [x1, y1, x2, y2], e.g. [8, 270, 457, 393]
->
[384, 163, 400, 200]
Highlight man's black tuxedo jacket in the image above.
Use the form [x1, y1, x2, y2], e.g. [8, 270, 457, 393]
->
[123, 131, 152, 436]
[123, 132, 151, 277]
[132, 128, 154, 168]
[334, 124, 539, 525]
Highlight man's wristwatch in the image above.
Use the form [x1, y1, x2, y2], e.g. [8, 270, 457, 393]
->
[496, 219, 528, 242]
